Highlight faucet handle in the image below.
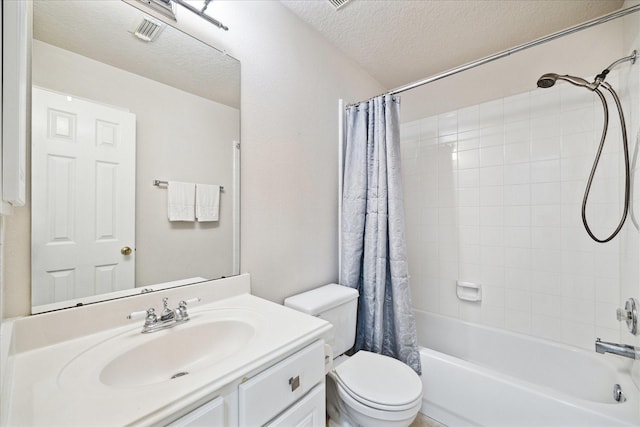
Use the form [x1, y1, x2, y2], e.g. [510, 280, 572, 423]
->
[144, 308, 158, 325]
[175, 297, 201, 322]
[128, 308, 158, 327]
[127, 308, 151, 320]
[617, 298, 638, 335]
[617, 308, 629, 322]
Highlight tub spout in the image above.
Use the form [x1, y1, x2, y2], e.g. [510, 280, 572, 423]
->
[595, 338, 640, 360]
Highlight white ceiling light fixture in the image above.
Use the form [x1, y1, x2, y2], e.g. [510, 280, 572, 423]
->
[133, 0, 228, 31]
[172, 0, 229, 31]
[328, 0, 352, 11]
[135, 0, 177, 21]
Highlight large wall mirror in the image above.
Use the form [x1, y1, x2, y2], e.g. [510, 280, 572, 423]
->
[30, 0, 240, 313]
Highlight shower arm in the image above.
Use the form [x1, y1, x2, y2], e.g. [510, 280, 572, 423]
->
[595, 50, 637, 83]
[605, 50, 637, 70]
[581, 82, 631, 243]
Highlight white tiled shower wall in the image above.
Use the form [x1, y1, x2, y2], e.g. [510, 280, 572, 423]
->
[620, 5, 640, 357]
[401, 71, 633, 351]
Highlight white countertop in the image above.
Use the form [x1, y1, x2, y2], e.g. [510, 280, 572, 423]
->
[4, 291, 331, 426]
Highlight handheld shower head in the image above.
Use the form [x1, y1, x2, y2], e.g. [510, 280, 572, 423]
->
[536, 73, 596, 90]
[535, 52, 637, 243]
[537, 73, 558, 88]
[538, 51, 637, 92]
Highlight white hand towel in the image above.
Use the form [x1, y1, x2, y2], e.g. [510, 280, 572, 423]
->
[167, 181, 195, 221]
[196, 184, 220, 222]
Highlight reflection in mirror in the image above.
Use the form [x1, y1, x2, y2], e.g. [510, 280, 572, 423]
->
[30, 0, 240, 313]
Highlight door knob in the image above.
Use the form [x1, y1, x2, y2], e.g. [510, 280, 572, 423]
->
[121, 246, 133, 256]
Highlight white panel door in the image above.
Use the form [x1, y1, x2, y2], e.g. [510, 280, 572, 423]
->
[31, 87, 136, 306]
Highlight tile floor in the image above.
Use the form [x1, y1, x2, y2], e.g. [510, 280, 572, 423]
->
[410, 413, 448, 427]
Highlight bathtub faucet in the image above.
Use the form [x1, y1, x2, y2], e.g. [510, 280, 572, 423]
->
[595, 338, 640, 360]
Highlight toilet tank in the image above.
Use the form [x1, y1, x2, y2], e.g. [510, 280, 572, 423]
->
[284, 284, 359, 356]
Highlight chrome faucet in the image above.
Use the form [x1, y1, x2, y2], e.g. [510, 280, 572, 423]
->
[595, 338, 640, 360]
[159, 297, 176, 322]
[128, 297, 200, 333]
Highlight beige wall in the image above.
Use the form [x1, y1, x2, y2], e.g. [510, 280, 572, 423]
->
[229, 3, 384, 303]
[141, 1, 386, 304]
[1, 1, 384, 317]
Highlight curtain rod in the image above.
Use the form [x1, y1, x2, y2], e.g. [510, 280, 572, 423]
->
[347, 3, 640, 108]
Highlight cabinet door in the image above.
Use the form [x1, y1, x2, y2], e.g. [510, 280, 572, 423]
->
[266, 383, 325, 427]
[166, 396, 224, 427]
[239, 341, 324, 426]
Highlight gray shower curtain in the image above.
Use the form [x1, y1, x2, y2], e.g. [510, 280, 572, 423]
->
[341, 94, 421, 374]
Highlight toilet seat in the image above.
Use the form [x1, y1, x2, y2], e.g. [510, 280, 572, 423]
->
[331, 351, 422, 412]
[332, 379, 423, 423]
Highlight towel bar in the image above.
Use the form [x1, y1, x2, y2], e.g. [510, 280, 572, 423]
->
[153, 180, 224, 191]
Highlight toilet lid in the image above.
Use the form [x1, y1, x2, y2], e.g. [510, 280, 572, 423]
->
[333, 351, 422, 409]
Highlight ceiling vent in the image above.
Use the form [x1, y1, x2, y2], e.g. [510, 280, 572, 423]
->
[130, 16, 166, 42]
[328, 0, 352, 11]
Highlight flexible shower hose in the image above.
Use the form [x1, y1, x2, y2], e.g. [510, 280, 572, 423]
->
[581, 82, 630, 243]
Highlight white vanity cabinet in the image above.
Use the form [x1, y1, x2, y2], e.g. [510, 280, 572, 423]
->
[165, 340, 326, 427]
[167, 396, 225, 427]
[265, 383, 325, 427]
[4, 280, 333, 427]
[239, 340, 325, 426]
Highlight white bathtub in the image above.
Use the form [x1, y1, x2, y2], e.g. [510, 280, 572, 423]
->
[415, 310, 640, 427]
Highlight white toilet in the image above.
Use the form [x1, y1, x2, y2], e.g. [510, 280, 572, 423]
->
[284, 284, 423, 427]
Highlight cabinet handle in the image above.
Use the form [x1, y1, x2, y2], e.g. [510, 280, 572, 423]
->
[289, 375, 300, 392]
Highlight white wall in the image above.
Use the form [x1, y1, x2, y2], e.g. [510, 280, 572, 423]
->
[401, 17, 640, 352]
[1, 1, 384, 317]
[0, 216, 4, 331]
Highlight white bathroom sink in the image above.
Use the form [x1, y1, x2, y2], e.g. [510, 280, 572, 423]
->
[58, 309, 261, 389]
[6, 288, 334, 427]
[100, 319, 255, 387]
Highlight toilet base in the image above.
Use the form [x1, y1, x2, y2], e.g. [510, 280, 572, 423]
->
[326, 372, 420, 427]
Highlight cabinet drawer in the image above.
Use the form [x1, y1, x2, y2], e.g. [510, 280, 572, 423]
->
[239, 340, 325, 426]
[166, 396, 224, 427]
[265, 383, 325, 427]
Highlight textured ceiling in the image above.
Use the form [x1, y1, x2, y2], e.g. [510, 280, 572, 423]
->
[33, 0, 240, 108]
[280, 0, 625, 90]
